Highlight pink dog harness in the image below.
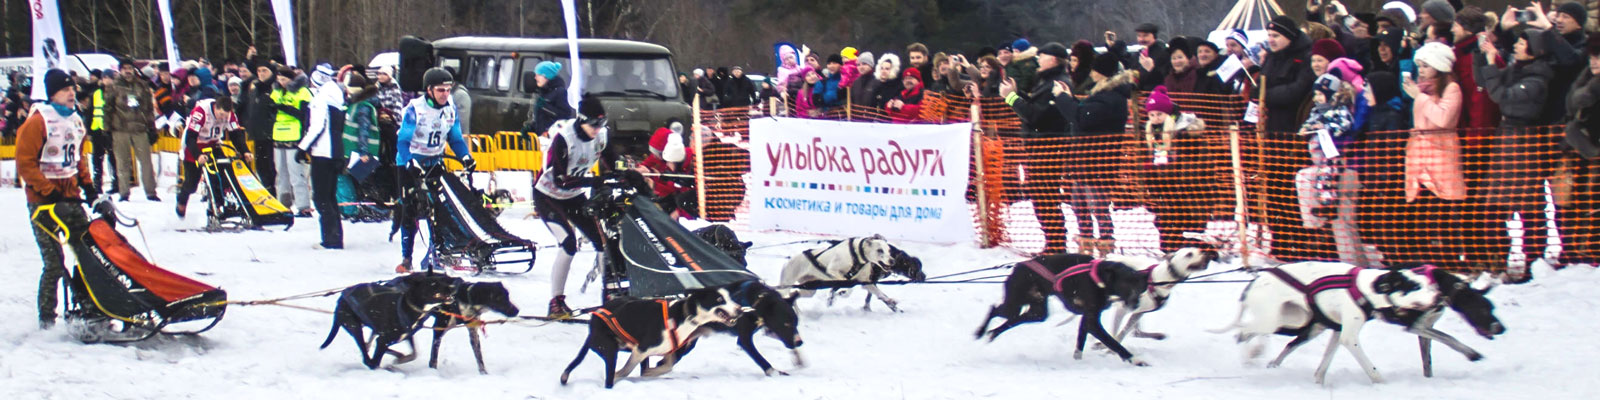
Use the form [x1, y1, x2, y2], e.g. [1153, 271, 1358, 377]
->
[1019, 259, 1105, 293]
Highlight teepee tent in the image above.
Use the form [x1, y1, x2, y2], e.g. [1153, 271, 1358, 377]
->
[1217, 0, 1285, 31]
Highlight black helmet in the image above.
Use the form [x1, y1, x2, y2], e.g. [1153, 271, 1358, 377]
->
[577, 93, 607, 127]
[423, 67, 454, 88]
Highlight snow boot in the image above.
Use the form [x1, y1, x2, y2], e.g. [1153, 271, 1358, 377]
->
[549, 295, 574, 319]
[395, 258, 412, 274]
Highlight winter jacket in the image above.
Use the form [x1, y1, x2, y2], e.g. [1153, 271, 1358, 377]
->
[1164, 62, 1200, 93]
[1007, 65, 1073, 134]
[839, 64, 863, 90]
[870, 77, 904, 110]
[1005, 47, 1040, 94]
[1406, 82, 1466, 202]
[15, 105, 90, 204]
[724, 75, 756, 108]
[1262, 34, 1316, 133]
[1564, 68, 1600, 159]
[524, 76, 571, 135]
[1192, 57, 1235, 95]
[270, 83, 312, 143]
[181, 99, 245, 163]
[103, 75, 156, 133]
[1136, 41, 1172, 91]
[1453, 35, 1500, 142]
[889, 79, 925, 123]
[816, 71, 843, 108]
[1476, 54, 1553, 127]
[850, 73, 882, 109]
[241, 78, 279, 141]
[696, 76, 718, 108]
[1053, 70, 1138, 135]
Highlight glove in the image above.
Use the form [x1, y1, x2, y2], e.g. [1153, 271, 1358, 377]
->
[41, 188, 64, 204]
[295, 149, 311, 164]
[460, 156, 477, 172]
[80, 183, 100, 205]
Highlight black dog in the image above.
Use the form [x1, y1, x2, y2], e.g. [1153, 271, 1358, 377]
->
[693, 224, 753, 266]
[672, 280, 805, 376]
[1379, 265, 1505, 377]
[975, 254, 1150, 366]
[426, 281, 521, 375]
[560, 288, 741, 388]
[320, 273, 457, 369]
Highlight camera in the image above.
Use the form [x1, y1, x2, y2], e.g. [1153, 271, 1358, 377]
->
[1516, 10, 1535, 23]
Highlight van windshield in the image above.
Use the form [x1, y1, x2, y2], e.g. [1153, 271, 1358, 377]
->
[552, 56, 678, 100]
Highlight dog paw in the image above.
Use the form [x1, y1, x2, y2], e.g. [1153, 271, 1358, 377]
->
[1073, 351, 1084, 360]
[1128, 357, 1150, 367]
[1466, 352, 1484, 362]
[1266, 361, 1282, 368]
[1136, 331, 1168, 341]
[765, 368, 790, 377]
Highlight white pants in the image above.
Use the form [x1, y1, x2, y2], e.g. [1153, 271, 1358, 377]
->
[273, 147, 311, 211]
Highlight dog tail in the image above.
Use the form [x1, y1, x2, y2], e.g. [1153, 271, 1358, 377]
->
[319, 312, 341, 349]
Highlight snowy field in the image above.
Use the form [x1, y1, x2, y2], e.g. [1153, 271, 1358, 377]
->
[1, 182, 1598, 400]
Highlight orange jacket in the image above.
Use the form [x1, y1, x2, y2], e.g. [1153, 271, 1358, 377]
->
[16, 109, 91, 204]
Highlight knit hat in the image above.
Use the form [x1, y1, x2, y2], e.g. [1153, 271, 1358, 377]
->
[841, 47, 859, 61]
[1268, 16, 1301, 40]
[1311, 39, 1346, 61]
[1145, 86, 1175, 114]
[377, 65, 395, 77]
[1377, 29, 1405, 55]
[662, 135, 686, 163]
[857, 52, 876, 68]
[1227, 29, 1250, 49]
[1326, 57, 1365, 92]
[1382, 1, 1417, 23]
[44, 69, 72, 98]
[577, 93, 607, 127]
[311, 63, 336, 87]
[827, 54, 844, 65]
[1011, 38, 1032, 51]
[1168, 37, 1192, 58]
[1413, 42, 1455, 73]
[1559, 2, 1588, 28]
[535, 61, 561, 79]
[903, 68, 922, 82]
[1422, 0, 1455, 23]
[1136, 23, 1161, 35]
[227, 76, 243, 87]
[1092, 53, 1121, 77]
[1195, 39, 1221, 54]
[1313, 73, 1342, 99]
[1038, 42, 1069, 59]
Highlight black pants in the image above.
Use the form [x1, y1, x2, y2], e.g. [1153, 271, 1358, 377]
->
[253, 138, 277, 196]
[90, 130, 117, 190]
[311, 157, 344, 248]
[177, 160, 203, 205]
[1022, 150, 1069, 253]
[30, 202, 89, 322]
[534, 191, 604, 255]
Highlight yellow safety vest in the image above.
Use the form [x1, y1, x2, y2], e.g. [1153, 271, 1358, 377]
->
[91, 89, 105, 131]
[270, 86, 312, 142]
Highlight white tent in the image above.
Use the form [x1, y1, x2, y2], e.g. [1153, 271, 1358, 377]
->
[1217, 0, 1284, 31]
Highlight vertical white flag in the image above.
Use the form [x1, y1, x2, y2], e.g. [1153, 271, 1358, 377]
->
[27, 0, 67, 100]
[561, 0, 582, 110]
[271, 0, 299, 67]
[157, 0, 181, 71]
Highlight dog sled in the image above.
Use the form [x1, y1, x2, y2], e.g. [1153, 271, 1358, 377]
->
[407, 160, 537, 275]
[33, 201, 228, 343]
[198, 143, 294, 231]
[584, 172, 758, 301]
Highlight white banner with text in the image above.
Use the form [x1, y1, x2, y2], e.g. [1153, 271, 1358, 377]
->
[749, 118, 973, 243]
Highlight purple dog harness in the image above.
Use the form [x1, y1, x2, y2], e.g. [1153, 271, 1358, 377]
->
[1019, 259, 1104, 293]
[1262, 266, 1370, 327]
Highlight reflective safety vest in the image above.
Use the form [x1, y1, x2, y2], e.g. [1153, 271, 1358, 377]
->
[270, 86, 311, 142]
[90, 89, 106, 131]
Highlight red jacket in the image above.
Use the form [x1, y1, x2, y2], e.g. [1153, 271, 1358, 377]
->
[1453, 35, 1500, 144]
[639, 151, 696, 198]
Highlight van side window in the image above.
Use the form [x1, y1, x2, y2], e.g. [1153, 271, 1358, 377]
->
[476, 57, 498, 89]
[518, 57, 543, 93]
[496, 57, 515, 92]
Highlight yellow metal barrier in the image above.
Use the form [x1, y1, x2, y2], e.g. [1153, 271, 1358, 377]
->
[1, 136, 16, 160]
[155, 133, 181, 153]
[493, 131, 542, 172]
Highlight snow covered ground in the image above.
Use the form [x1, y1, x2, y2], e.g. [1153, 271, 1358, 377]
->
[1, 184, 1597, 400]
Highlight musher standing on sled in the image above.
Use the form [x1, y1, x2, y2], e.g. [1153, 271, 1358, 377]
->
[174, 97, 243, 218]
[393, 68, 474, 273]
[18, 69, 97, 329]
[536, 94, 611, 318]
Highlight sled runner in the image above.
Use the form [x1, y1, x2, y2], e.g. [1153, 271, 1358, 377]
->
[33, 202, 228, 343]
[198, 143, 294, 231]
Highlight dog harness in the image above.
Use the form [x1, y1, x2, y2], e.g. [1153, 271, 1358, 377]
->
[1409, 264, 1440, 285]
[1262, 267, 1370, 328]
[803, 238, 882, 281]
[591, 299, 684, 354]
[1020, 259, 1105, 293]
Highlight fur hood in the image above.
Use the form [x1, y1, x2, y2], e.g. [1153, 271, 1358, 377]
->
[876, 53, 902, 82]
[1087, 70, 1139, 96]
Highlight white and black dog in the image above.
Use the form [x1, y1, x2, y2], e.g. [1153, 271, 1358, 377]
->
[425, 281, 521, 375]
[975, 254, 1152, 366]
[778, 235, 925, 312]
[560, 288, 742, 389]
[1213, 262, 1441, 384]
[1061, 248, 1218, 344]
[670, 280, 805, 376]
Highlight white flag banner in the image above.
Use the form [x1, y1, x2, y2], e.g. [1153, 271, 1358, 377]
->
[748, 118, 975, 243]
[270, 0, 299, 67]
[28, 0, 67, 100]
[157, 0, 181, 71]
[560, 0, 583, 110]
